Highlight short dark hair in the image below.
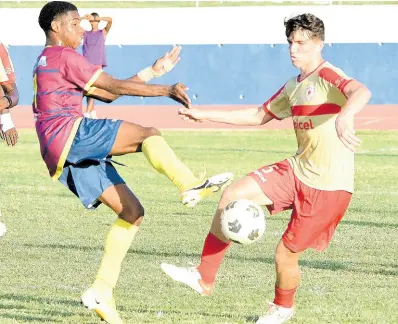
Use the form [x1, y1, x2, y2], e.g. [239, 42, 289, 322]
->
[91, 12, 99, 18]
[284, 13, 325, 41]
[38, 1, 78, 34]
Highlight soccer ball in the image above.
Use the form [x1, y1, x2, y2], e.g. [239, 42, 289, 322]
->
[220, 199, 265, 245]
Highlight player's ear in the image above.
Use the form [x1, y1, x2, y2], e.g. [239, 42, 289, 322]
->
[51, 20, 60, 33]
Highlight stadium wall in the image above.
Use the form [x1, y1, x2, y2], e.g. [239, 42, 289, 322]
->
[1, 5, 397, 105]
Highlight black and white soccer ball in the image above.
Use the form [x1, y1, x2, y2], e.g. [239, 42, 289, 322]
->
[220, 199, 266, 245]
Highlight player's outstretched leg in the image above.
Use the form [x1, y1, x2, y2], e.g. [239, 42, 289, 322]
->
[109, 121, 234, 207]
[161, 176, 272, 294]
[81, 184, 144, 324]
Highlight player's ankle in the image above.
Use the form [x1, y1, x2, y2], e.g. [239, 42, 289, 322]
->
[92, 279, 113, 300]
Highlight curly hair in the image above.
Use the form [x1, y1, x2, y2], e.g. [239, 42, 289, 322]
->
[284, 13, 325, 41]
[38, 1, 78, 34]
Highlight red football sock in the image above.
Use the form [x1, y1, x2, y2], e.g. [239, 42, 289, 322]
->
[197, 232, 230, 284]
[273, 285, 297, 308]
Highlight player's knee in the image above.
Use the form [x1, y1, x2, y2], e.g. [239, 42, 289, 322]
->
[120, 202, 145, 225]
[219, 185, 240, 209]
[144, 127, 161, 139]
[275, 240, 299, 268]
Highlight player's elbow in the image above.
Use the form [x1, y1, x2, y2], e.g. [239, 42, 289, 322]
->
[7, 93, 19, 109]
[13, 93, 19, 107]
[356, 83, 372, 102]
[363, 86, 372, 101]
[102, 97, 114, 104]
[13, 98, 19, 108]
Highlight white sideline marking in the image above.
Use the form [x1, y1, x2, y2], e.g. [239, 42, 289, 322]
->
[361, 118, 386, 126]
[358, 147, 398, 154]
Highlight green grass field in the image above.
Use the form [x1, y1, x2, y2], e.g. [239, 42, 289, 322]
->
[0, 129, 397, 324]
[0, 1, 397, 8]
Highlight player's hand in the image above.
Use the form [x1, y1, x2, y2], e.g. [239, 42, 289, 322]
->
[0, 125, 18, 146]
[1, 127, 18, 146]
[168, 83, 191, 108]
[335, 114, 361, 152]
[178, 107, 205, 123]
[152, 46, 181, 78]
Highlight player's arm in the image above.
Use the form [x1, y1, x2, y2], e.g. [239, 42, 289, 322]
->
[178, 106, 274, 126]
[336, 80, 372, 152]
[0, 82, 19, 110]
[340, 80, 371, 118]
[0, 44, 18, 112]
[86, 46, 182, 103]
[100, 16, 113, 35]
[0, 82, 19, 146]
[81, 14, 93, 21]
[85, 74, 141, 103]
[63, 46, 189, 106]
[179, 84, 288, 126]
[92, 72, 191, 107]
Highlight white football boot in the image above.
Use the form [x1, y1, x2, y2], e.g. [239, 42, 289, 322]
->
[160, 263, 214, 296]
[256, 302, 295, 324]
[181, 172, 234, 207]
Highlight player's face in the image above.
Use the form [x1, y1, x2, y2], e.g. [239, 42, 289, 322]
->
[57, 11, 85, 49]
[89, 16, 100, 30]
[288, 30, 323, 68]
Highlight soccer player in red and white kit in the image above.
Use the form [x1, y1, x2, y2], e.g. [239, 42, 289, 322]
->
[161, 13, 371, 323]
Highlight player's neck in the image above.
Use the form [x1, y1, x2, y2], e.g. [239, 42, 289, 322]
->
[45, 39, 61, 47]
[92, 27, 99, 32]
[299, 58, 324, 80]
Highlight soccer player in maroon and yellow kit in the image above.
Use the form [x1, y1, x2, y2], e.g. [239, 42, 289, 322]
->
[160, 14, 372, 323]
[35, 2, 232, 323]
[0, 42, 19, 146]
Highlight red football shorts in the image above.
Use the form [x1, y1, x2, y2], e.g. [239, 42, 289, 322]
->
[249, 159, 352, 252]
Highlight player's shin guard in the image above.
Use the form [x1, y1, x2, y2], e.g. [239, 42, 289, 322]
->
[93, 218, 139, 298]
[197, 232, 230, 284]
[142, 135, 199, 192]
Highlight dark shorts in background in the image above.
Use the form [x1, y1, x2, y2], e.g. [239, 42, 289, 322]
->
[58, 118, 125, 209]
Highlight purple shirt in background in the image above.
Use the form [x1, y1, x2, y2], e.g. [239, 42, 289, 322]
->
[83, 30, 106, 67]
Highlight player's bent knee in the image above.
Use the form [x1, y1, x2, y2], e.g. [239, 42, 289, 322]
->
[144, 127, 161, 138]
[120, 203, 145, 225]
[219, 184, 244, 208]
[275, 240, 300, 267]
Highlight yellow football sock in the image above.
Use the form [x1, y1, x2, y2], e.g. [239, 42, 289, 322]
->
[142, 135, 199, 192]
[93, 218, 139, 298]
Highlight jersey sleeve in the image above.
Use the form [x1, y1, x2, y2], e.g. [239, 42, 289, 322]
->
[318, 66, 353, 94]
[0, 43, 16, 84]
[60, 47, 103, 91]
[262, 83, 291, 120]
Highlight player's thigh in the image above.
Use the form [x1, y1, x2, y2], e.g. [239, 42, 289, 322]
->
[99, 183, 145, 225]
[283, 189, 352, 253]
[109, 121, 161, 156]
[220, 176, 273, 208]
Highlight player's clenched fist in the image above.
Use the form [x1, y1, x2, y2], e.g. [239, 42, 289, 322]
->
[167, 83, 191, 108]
